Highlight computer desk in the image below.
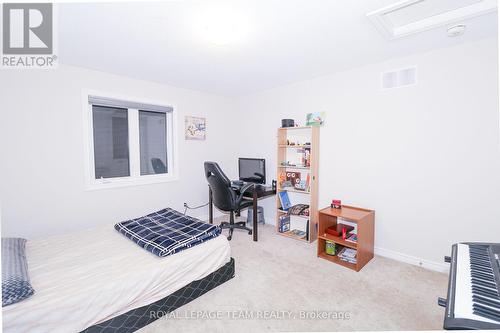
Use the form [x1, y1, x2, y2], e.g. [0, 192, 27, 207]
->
[208, 184, 276, 241]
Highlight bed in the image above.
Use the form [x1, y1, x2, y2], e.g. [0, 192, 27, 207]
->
[2, 222, 233, 333]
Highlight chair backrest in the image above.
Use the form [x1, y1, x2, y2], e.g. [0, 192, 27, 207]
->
[151, 158, 167, 174]
[204, 162, 237, 212]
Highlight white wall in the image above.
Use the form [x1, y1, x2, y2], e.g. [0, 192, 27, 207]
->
[1, 38, 498, 271]
[235, 37, 500, 270]
[0, 65, 238, 239]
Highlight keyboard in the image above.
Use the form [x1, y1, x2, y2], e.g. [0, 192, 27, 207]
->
[439, 243, 500, 330]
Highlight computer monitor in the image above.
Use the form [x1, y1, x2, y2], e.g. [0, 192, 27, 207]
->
[238, 158, 266, 184]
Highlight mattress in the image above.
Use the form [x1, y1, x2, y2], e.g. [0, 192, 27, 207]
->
[2, 224, 231, 333]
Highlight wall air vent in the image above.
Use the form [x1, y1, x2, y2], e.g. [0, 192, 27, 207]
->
[382, 67, 417, 89]
[367, 0, 497, 40]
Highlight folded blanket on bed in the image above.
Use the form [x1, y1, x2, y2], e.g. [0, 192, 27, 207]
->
[2, 238, 35, 306]
[114, 208, 221, 257]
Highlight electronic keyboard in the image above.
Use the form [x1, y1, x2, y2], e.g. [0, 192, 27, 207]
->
[439, 243, 500, 330]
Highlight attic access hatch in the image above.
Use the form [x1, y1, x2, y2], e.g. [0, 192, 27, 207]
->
[367, 0, 497, 40]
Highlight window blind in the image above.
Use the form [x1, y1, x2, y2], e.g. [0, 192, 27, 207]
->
[88, 95, 173, 113]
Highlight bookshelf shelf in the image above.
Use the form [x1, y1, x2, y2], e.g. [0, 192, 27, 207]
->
[277, 210, 310, 219]
[276, 126, 319, 243]
[318, 234, 357, 249]
[278, 145, 312, 148]
[277, 165, 310, 170]
[318, 252, 357, 270]
[278, 231, 309, 242]
[317, 205, 375, 272]
[278, 187, 310, 194]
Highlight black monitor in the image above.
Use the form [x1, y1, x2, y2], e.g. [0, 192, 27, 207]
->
[238, 158, 266, 184]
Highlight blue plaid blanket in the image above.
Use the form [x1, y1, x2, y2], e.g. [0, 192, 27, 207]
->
[115, 208, 221, 257]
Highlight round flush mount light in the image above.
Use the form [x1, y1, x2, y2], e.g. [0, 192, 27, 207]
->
[447, 24, 466, 37]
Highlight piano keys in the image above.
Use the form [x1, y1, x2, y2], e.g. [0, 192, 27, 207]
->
[439, 243, 500, 330]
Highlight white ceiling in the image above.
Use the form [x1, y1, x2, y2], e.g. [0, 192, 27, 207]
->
[58, 0, 498, 96]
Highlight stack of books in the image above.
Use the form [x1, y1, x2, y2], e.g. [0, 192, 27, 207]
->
[338, 247, 357, 264]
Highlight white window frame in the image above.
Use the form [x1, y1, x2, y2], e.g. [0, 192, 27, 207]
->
[82, 90, 178, 190]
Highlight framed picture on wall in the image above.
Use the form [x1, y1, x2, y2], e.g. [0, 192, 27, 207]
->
[306, 112, 325, 126]
[185, 116, 206, 140]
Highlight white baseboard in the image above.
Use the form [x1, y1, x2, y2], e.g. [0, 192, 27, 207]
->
[375, 246, 449, 273]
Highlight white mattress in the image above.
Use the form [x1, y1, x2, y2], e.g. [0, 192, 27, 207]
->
[2, 224, 231, 333]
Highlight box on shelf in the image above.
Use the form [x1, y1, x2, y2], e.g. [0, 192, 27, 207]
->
[278, 215, 290, 233]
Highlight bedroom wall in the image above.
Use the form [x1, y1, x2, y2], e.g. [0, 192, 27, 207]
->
[234, 37, 500, 271]
[0, 65, 238, 239]
[1, 38, 498, 272]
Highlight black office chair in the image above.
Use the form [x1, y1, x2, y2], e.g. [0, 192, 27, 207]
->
[151, 158, 167, 174]
[204, 161, 254, 241]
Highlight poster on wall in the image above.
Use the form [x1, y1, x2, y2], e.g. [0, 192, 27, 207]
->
[185, 116, 206, 140]
[306, 112, 325, 126]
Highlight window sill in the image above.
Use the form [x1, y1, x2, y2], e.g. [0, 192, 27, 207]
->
[84, 174, 178, 191]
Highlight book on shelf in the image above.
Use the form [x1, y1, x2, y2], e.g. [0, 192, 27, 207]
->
[305, 219, 309, 240]
[337, 247, 357, 264]
[289, 229, 307, 239]
[345, 233, 357, 243]
[278, 171, 310, 191]
[295, 173, 310, 192]
[278, 191, 292, 211]
[278, 171, 288, 188]
[301, 147, 311, 167]
[287, 171, 301, 188]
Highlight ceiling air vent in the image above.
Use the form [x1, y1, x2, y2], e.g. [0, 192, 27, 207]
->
[382, 67, 417, 89]
[367, 0, 497, 40]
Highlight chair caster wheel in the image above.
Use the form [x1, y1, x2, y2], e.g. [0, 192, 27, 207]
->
[227, 235, 232, 241]
[248, 230, 253, 235]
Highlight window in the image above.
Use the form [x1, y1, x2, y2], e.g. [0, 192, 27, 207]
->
[92, 106, 130, 179]
[85, 95, 176, 189]
[139, 111, 168, 175]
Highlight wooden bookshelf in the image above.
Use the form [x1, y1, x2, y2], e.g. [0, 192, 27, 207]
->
[317, 205, 375, 271]
[276, 126, 319, 243]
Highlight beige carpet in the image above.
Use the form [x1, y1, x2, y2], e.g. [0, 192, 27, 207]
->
[141, 220, 448, 332]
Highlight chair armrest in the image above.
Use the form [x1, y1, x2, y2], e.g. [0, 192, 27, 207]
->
[236, 183, 254, 205]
